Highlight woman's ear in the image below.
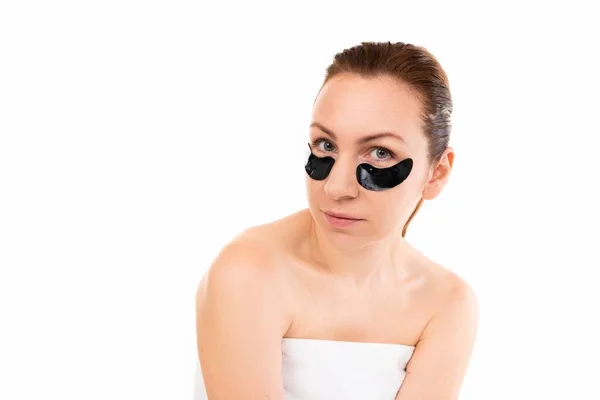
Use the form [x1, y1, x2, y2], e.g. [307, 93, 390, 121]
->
[422, 147, 454, 200]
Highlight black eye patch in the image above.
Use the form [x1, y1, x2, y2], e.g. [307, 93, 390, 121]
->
[305, 143, 413, 191]
[304, 143, 335, 180]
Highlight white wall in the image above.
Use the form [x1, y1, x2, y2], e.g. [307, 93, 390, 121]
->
[1, 1, 598, 399]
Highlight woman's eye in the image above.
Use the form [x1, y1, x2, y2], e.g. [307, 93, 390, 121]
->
[318, 140, 335, 152]
[370, 148, 391, 160]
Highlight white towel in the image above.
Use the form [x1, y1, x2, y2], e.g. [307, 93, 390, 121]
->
[194, 338, 415, 400]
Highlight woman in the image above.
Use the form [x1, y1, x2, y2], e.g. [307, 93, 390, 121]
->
[195, 41, 479, 400]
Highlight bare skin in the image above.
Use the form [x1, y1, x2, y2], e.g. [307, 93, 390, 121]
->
[196, 73, 479, 399]
[236, 208, 453, 346]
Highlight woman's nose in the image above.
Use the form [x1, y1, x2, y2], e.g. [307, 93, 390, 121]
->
[323, 157, 359, 200]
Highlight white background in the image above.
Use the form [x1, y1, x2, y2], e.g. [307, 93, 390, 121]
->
[1, 1, 599, 399]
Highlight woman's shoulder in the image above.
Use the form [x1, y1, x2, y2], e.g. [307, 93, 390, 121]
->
[195, 217, 298, 335]
[232, 208, 310, 255]
[407, 245, 478, 320]
[194, 216, 300, 370]
[412, 251, 466, 289]
[199, 232, 282, 290]
[196, 210, 306, 301]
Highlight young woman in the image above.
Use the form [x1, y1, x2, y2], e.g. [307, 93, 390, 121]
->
[195, 41, 479, 400]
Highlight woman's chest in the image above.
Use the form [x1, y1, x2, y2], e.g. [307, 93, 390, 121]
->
[284, 272, 434, 345]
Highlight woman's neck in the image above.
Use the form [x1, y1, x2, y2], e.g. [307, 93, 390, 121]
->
[307, 213, 410, 288]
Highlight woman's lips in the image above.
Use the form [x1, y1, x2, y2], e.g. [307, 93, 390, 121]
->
[323, 212, 363, 228]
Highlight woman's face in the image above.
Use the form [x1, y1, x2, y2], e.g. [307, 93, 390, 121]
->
[305, 73, 445, 247]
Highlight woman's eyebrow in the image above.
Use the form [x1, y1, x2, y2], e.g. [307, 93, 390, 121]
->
[310, 121, 407, 144]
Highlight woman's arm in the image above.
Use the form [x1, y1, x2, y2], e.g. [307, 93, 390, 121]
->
[395, 280, 479, 400]
[195, 238, 293, 400]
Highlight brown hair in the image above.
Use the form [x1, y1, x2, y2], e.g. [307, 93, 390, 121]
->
[320, 41, 453, 237]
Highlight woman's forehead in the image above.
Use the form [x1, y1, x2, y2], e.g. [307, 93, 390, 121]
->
[311, 75, 424, 147]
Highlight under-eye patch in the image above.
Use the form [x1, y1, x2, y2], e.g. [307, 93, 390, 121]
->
[305, 143, 413, 191]
[304, 143, 335, 180]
